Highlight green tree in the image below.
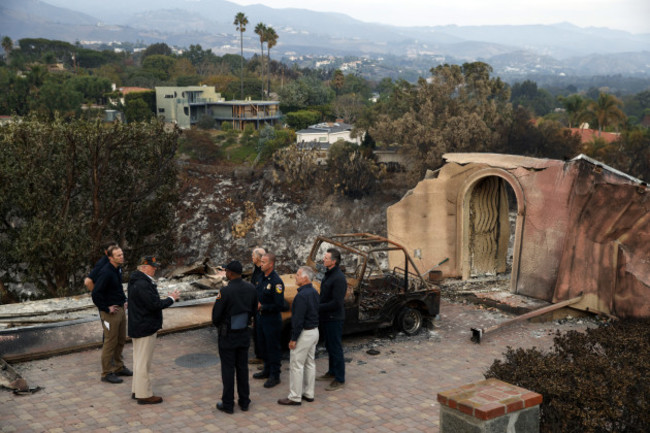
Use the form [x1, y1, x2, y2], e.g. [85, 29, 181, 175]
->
[558, 94, 588, 128]
[0, 116, 179, 297]
[2, 36, 13, 62]
[264, 26, 278, 96]
[142, 43, 172, 59]
[371, 62, 510, 179]
[142, 55, 176, 81]
[125, 98, 153, 123]
[234, 12, 249, 100]
[254, 22, 267, 100]
[285, 110, 321, 130]
[587, 92, 626, 135]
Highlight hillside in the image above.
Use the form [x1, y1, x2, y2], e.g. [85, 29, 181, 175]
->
[2, 0, 650, 79]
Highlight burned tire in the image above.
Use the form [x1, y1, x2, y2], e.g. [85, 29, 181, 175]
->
[397, 307, 422, 335]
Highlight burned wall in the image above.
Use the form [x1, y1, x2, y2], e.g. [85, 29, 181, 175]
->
[388, 153, 650, 318]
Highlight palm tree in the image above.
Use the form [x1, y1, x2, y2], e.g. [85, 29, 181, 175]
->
[254, 22, 267, 100]
[263, 27, 278, 97]
[559, 94, 588, 129]
[587, 93, 625, 136]
[233, 12, 248, 100]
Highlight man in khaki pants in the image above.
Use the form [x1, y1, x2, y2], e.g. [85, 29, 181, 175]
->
[92, 246, 131, 384]
[127, 256, 179, 404]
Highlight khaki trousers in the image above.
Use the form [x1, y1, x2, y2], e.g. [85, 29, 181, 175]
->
[99, 309, 126, 377]
[132, 334, 157, 399]
[288, 328, 319, 402]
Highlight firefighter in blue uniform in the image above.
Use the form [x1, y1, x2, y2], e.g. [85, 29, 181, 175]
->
[252, 252, 285, 388]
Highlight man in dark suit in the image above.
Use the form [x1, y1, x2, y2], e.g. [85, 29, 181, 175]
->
[128, 256, 179, 405]
[212, 261, 258, 414]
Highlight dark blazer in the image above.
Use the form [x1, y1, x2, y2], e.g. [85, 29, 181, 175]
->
[319, 265, 347, 322]
[127, 270, 174, 338]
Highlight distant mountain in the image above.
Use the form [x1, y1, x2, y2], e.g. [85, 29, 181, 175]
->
[3, 0, 650, 79]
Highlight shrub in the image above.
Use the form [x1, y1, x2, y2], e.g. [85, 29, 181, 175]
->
[485, 319, 650, 433]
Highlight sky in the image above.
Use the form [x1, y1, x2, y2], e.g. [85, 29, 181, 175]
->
[230, 0, 650, 34]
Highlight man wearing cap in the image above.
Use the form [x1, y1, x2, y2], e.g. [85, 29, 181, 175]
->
[278, 266, 320, 406]
[92, 245, 132, 384]
[127, 256, 180, 405]
[212, 261, 258, 414]
[252, 253, 285, 388]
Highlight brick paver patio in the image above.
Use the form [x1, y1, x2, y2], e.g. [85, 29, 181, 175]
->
[1, 300, 593, 432]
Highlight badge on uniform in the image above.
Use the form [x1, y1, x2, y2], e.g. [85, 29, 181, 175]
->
[266, 284, 271, 291]
[276, 284, 283, 294]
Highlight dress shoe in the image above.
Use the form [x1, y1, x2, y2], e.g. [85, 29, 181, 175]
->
[316, 372, 334, 381]
[277, 397, 301, 406]
[116, 367, 133, 376]
[101, 373, 123, 384]
[253, 371, 269, 379]
[325, 380, 345, 391]
[216, 402, 233, 414]
[302, 395, 315, 402]
[137, 396, 163, 405]
[263, 377, 280, 388]
[239, 404, 249, 412]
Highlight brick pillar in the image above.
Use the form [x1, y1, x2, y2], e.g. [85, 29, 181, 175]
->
[437, 378, 542, 433]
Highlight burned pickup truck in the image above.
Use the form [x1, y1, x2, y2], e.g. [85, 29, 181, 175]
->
[281, 233, 441, 341]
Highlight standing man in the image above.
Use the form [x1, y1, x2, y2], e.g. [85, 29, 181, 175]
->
[128, 256, 180, 405]
[317, 248, 347, 391]
[278, 266, 320, 406]
[212, 261, 258, 414]
[92, 245, 132, 384]
[84, 241, 118, 292]
[249, 247, 266, 365]
[252, 253, 285, 388]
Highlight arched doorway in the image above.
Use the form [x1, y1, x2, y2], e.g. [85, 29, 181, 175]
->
[457, 169, 525, 293]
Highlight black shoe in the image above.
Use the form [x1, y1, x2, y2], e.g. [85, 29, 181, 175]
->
[116, 367, 133, 376]
[216, 402, 233, 414]
[302, 395, 315, 402]
[263, 377, 280, 388]
[239, 404, 249, 412]
[101, 373, 123, 384]
[131, 393, 136, 400]
[253, 372, 269, 379]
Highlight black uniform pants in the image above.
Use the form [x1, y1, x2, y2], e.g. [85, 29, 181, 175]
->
[259, 312, 282, 378]
[218, 330, 251, 410]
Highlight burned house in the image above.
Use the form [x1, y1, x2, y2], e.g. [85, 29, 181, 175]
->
[387, 153, 650, 319]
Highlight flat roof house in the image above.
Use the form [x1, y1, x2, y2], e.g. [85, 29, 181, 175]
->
[295, 122, 360, 146]
[155, 86, 281, 130]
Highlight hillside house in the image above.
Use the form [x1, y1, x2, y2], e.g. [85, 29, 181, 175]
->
[296, 122, 360, 146]
[155, 86, 281, 130]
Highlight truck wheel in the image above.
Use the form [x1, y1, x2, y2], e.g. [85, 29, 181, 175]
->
[397, 307, 422, 335]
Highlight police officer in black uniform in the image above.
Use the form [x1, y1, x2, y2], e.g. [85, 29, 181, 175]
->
[212, 261, 258, 414]
[252, 253, 285, 388]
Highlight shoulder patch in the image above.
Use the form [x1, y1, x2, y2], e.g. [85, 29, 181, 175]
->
[276, 284, 283, 294]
